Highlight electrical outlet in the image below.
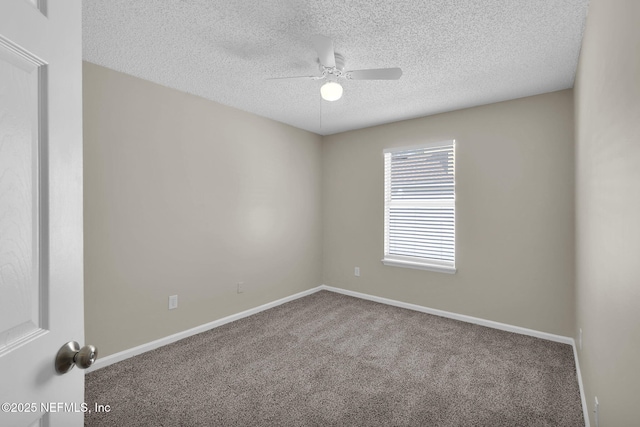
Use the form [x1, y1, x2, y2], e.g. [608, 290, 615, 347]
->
[237, 282, 244, 294]
[355, 267, 360, 277]
[594, 396, 599, 427]
[168, 295, 178, 310]
[579, 328, 583, 350]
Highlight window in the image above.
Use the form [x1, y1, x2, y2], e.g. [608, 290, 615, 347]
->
[383, 140, 456, 273]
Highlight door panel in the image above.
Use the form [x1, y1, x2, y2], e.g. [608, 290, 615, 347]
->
[0, 1, 83, 426]
[0, 36, 46, 355]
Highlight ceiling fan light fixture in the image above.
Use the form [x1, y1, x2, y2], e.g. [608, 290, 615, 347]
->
[320, 81, 343, 101]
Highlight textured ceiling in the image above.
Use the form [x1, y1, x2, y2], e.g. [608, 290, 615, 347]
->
[83, 0, 589, 135]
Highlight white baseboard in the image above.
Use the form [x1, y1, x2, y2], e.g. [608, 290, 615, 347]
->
[87, 283, 587, 426]
[86, 286, 323, 372]
[572, 343, 591, 427]
[319, 284, 573, 345]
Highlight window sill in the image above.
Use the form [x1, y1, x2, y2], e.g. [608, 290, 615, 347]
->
[381, 258, 456, 274]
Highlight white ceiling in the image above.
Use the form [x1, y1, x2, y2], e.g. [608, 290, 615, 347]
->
[83, 0, 590, 136]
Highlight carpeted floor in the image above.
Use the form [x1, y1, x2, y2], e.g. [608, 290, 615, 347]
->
[85, 290, 584, 426]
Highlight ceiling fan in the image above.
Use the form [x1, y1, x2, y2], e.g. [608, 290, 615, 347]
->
[268, 35, 403, 101]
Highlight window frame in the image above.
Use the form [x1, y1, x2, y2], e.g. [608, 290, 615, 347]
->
[382, 140, 456, 274]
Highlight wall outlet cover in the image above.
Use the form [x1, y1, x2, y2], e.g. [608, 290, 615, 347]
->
[169, 295, 178, 310]
[579, 328, 583, 350]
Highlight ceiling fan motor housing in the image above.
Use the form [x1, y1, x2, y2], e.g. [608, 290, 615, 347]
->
[319, 52, 346, 77]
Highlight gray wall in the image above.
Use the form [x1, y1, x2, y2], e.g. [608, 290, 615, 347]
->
[83, 62, 323, 357]
[84, 65, 578, 360]
[323, 90, 575, 337]
[574, 0, 640, 424]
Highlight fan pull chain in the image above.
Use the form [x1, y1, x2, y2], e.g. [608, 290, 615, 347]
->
[319, 91, 322, 131]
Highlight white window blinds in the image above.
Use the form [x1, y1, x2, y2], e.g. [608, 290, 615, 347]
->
[383, 140, 456, 273]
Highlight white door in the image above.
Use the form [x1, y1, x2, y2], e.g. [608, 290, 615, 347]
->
[0, 1, 84, 426]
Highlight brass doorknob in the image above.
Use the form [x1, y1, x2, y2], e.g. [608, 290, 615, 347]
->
[55, 341, 98, 374]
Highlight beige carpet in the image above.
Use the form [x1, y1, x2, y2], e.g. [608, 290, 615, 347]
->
[85, 290, 584, 426]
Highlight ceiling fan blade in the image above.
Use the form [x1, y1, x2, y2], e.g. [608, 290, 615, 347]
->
[266, 75, 320, 81]
[311, 35, 336, 68]
[347, 68, 403, 80]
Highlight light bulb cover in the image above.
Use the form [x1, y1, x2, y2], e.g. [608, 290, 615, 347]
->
[320, 81, 343, 101]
